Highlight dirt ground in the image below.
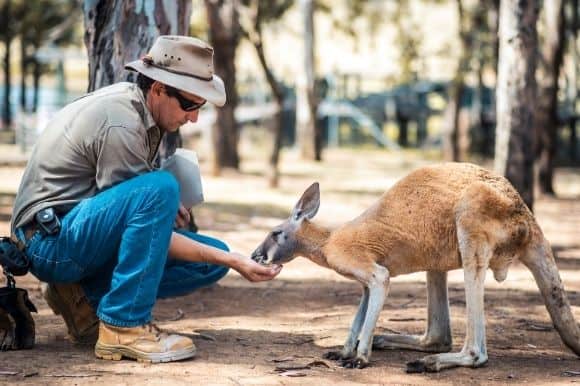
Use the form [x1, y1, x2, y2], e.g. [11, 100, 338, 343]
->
[1, 148, 580, 385]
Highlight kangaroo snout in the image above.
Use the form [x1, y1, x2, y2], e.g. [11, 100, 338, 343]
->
[250, 247, 267, 265]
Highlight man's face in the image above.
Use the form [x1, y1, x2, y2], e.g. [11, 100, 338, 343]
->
[149, 83, 206, 132]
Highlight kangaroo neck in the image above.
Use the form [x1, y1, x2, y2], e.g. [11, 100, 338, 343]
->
[299, 220, 332, 268]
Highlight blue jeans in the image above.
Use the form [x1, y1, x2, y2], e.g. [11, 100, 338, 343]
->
[16, 171, 229, 327]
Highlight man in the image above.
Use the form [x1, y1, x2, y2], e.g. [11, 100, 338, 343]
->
[10, 36, 281, 363]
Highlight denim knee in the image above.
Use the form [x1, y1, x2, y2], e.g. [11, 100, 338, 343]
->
[140, 171, 179, 211]
[148, 171, 179, 198]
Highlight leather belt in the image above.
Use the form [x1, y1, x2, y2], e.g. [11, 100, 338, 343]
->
[10, 223, 40, 251]
[23, 223, 39, 241]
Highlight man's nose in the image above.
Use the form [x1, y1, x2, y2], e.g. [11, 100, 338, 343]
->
[186, 109, 200, 123]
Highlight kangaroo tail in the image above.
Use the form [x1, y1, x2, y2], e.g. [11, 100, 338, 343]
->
[521, 230, 580, 356]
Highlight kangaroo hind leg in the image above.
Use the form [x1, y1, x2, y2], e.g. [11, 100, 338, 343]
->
[407, 228, 490, 373]
[373, 270, 452, 353]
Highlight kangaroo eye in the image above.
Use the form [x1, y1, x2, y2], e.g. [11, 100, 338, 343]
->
[272, 230, 283, 238]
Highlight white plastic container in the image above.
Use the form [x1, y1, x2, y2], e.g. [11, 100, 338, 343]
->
[160, 149, 204, 208]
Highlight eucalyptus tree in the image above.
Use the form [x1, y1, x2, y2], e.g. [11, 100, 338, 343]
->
[494, 0, 539, 210]
[204, 0, 242, 175]
[534, 0, 566, 195]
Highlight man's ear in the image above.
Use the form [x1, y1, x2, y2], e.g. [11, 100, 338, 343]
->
[150, 81, 163, 96]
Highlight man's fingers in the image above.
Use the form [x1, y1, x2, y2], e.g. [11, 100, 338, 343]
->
[252, 265, 282, 281]
[174, 204, 191, 229]
[178, 205, 191, 222]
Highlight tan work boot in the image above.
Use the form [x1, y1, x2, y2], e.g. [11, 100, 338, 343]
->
[94, 322, 196, 363]
[42, 283, 99, 345]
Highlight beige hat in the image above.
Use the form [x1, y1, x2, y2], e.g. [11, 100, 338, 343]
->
[125, 35, 226, 106]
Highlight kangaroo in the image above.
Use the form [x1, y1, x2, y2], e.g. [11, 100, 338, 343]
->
[250, 162, 580, 372]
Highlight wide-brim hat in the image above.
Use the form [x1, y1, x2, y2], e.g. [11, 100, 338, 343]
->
[125, 35, 226, 106]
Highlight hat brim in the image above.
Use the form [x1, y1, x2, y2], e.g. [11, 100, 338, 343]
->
[125, 60, 226, 107]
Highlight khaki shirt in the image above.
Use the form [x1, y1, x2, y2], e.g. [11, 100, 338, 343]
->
[11, 82, 163, 233]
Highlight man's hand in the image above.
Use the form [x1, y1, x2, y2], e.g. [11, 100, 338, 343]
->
[230, 252, 282, 282]
[174, 203, 191, 229]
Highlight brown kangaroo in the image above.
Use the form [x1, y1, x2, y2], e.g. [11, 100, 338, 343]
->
[251, 162, 580, 372]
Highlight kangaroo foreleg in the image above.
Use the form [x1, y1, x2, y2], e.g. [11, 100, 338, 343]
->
[324, 286, 369, 361]
[340, 264, 390, 369]
[373, 270, 452, 353]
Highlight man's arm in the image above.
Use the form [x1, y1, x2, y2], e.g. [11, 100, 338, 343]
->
[168, 232, 281, 282]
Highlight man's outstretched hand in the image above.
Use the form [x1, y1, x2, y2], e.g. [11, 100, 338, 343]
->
[230, 253, 282, 282]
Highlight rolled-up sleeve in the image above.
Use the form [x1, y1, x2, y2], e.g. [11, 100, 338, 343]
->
[95, 125, 154, 191]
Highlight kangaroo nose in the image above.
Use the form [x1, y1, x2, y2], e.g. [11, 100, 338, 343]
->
[250, 248, 263, 263]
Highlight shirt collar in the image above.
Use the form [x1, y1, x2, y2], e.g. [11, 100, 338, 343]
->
[130, 83, 158, 131]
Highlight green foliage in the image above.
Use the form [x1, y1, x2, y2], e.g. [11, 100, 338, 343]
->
[19, 0, 80, 48]
[317, 0, 384, 38]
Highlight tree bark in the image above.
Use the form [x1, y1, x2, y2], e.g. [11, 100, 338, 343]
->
[494, 0, 539, 210]
[297, 0, 322, 161]
[19, 39, 27, 111]
[83, 0, 191, 91]
[253, 36, 285, 188]
[205, 0, 240, 175]
[1, 0, 13, 129]
[82, 0, 191, 158]
[240, 1, 286, 187]
[443, 0, 468, 162]
[535, 0, 565, 196]
[568, 0, 578, 162]
[32, 56, 40, 113]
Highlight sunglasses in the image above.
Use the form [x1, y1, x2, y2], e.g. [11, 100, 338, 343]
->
[165, 87, 206, 111]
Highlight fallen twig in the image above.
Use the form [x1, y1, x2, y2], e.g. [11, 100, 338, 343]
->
[167, 309, 185, 322]
[388, 317, 425, 322]
[192, 331, 216, 341]
[561, 370, 580, 377]
[278, 370, 307, 377]
[43, 374, 100, 378]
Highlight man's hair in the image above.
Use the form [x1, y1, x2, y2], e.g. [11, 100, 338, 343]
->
[136, 73, 155, 95]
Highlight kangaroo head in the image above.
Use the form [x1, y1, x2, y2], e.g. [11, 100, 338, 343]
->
[251, 182, 320, 265]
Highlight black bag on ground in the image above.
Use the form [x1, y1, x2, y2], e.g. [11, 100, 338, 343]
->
[0, 237, 30, 276]
[0, 286, 37, 350]
[0, 237, 37, 350]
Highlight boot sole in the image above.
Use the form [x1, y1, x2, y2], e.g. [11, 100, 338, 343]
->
[95, 342, 196, 363]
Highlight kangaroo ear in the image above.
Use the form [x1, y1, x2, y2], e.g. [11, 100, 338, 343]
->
[292, 182, 320, 221]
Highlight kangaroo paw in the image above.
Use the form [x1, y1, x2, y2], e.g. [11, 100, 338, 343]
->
[406, 359, 427, 373]
[340, 356, 369, 369]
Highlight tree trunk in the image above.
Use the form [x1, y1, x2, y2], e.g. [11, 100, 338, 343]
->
[82, 0, 191, 158]
[19, 39, 27, 111]
[242, 2, 286, 187]
[535, 0, 565, 196]
[494, 0, 539, 211]
[568, 0, 578, 162]
[297, 0, 321, 161]
[254, 41, 284, 188]
[1, 0, 12, 129]
[205, 0, 240, 175]
[83, 0, 191, 91]
[443, 0, 469, 162]
[32, 57, 40, 113]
